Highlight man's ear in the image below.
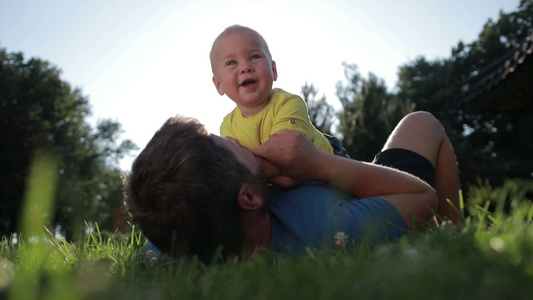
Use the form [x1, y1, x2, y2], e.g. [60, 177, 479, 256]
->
[272, 61, 278, 81]
[212, 76, 225, 96]
[237, 182, 263, 211]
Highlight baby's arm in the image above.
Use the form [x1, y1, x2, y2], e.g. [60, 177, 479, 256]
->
[270, 94, 311, 137]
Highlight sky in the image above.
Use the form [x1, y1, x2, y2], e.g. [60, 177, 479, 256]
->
[0, 0, 520, 170]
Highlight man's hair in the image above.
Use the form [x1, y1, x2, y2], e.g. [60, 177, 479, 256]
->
[209, 25, 272, 71]
[124, 116, 253, 262]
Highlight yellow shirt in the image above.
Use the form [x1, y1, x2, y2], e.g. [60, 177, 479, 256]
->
[220, 88, 333, 154]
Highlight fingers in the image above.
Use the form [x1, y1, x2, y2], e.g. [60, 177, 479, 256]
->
[256, 157, 281, 178]
[268, 175, 298, 188]
[253, 142, 284, 160]
[253, 130, 327, 186]
[253, 130, 302, 161]
[253, 131, 290, 156]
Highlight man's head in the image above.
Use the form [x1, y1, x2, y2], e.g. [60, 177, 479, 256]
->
[210, 25, 278, 117]
[124, 116, 267, 263]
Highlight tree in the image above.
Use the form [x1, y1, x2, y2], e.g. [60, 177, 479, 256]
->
[0, 48, 137, 237]
[396, 0, 533, 186]
[301, 82, 335, 134]
[336, 63, 414, 161]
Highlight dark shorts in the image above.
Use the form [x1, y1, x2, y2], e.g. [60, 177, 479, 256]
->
[323, 133, 351, 159]
[372, 148, 435, 185]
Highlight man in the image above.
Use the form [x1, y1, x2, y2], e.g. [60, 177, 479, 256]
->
[124, 111, 460, 262]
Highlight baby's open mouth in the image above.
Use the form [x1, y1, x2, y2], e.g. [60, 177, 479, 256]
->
[241, 79, 256, 86]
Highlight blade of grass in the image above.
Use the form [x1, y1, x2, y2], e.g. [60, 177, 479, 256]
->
[9, 150, 59, 300]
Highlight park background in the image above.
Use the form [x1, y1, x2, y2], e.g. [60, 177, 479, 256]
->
[1, 0, 521, 170]
[1, 1, 533, 299]
[1, 0, 532, 242]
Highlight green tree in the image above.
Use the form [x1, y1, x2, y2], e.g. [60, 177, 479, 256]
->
[301, 82, 335, 134]
[0, 48, 137, 237]
[336, 63, 414, 161]
[396, 0, 532, 185]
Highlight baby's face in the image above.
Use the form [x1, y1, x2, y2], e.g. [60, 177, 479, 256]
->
[211, 29, 277, 116]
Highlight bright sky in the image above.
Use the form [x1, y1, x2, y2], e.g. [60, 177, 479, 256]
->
[1, 0, 520, 170]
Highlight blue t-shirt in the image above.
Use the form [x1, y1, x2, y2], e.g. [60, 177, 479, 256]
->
[144, 181, 408, 259]
[269, 181, 408, 255]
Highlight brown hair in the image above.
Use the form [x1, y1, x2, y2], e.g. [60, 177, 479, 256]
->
[124, 116, 252, 262]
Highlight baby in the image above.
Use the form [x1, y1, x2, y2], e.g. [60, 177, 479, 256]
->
[210, 25, 347, 166]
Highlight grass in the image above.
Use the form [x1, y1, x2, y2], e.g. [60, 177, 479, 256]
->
[1, 154, 532, 299]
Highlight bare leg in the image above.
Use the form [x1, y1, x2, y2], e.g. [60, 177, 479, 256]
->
[381, 111, 461, 225]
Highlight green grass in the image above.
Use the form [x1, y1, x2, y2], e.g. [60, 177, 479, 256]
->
[1, 153, 532, 299]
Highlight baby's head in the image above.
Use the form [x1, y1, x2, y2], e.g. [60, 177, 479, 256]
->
[210, 25, 272, 69]
[210, 25, 278, 116]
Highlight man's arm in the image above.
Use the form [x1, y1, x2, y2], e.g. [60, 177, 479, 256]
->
[253, 130, 438, 229]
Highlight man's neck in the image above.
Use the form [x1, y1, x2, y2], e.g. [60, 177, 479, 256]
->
[241, 212, 272, 257]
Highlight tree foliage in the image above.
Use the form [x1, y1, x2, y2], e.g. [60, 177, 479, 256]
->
[0, 48, 137, 237]
[301, 82, 335, 134]
[336, 63, 414, 161]
[396, 0, 533, 185]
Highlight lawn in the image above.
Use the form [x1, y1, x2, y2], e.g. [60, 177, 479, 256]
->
[1, 176, 533, 300]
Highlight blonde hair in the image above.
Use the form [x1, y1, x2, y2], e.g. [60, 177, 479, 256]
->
[209, 25, 272, 71]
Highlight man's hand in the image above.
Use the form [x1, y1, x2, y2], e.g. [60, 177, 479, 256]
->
[253, 130, 327, 187]
[225, 136, 281, 179]
[256, 157, 282, 179]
